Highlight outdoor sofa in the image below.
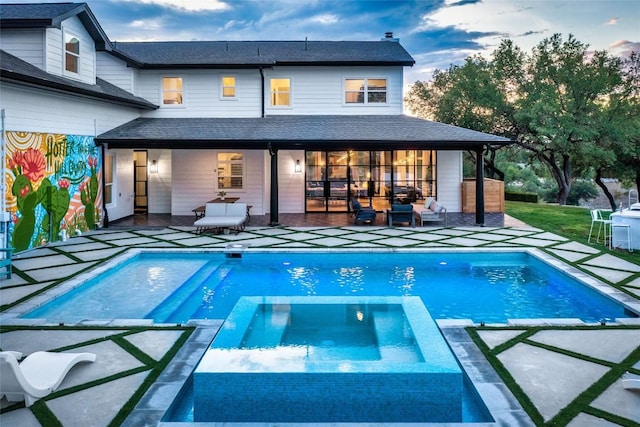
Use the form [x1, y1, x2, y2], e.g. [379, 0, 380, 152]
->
[194, 203, 248, 234]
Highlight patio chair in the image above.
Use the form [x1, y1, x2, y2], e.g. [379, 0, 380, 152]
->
[386, 203, 415, 227]
[588, 209, 611, 244]
[415, 197, 447, 226]
[0, 351, 96, 407]
[351, 199, 376, 225]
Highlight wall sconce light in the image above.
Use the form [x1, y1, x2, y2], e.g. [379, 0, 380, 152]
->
[294, 159, 302, 173]
[149, 159, 158, 173]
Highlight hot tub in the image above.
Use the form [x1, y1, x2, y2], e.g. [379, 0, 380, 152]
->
[193, 296, 463, 423]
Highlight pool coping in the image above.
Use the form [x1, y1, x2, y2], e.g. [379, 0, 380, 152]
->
[4, 247, 639, 327]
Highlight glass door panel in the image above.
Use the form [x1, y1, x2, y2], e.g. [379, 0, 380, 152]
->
[133, 150, 148, 214]
[305, 151, 326, 212]
[327, 151, 348, 211]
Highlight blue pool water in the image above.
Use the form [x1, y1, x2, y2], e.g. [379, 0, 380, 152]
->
[24, 251, 632, 323]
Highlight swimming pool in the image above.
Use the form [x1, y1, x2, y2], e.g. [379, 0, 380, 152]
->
[22, 249, 637, 324]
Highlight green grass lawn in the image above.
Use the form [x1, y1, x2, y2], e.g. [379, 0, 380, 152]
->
[505, 201, 639, 264]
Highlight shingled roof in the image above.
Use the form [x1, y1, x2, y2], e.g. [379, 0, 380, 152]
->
[110, 40, 415, 68]
[96, 116, 512, 150]
[0, 2, 111, 50]
[0, 50, 157, 109]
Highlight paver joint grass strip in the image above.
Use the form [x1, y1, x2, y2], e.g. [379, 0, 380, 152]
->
[108, 328, 194, 427]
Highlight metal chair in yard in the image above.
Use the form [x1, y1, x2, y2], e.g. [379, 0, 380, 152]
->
[588, 209, 611, 244]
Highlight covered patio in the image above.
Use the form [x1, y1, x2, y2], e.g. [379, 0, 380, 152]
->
[96, 115, 513, 227]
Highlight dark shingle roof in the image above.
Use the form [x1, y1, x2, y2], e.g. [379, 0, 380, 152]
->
[96, 116, 512, 150]
[111, 40, 415, 68]
[0, 2, 111, 50]
[0, 2, 81, 20]
[0, 49, 157, 109]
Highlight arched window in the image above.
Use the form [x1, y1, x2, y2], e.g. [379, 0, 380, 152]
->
[64, 33, 80, 74]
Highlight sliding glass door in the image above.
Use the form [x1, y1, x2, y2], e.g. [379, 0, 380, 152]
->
[304, 150, 436, 213]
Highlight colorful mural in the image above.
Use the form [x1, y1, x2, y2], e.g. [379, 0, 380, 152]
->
[4, 131, 102, 251]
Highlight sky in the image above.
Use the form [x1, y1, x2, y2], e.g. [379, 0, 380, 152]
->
[4, 0, 640, 84]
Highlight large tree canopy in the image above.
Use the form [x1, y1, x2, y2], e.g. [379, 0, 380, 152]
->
[406, 34, 640, 207]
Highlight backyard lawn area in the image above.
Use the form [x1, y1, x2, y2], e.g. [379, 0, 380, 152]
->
[506, 201, 638, 264]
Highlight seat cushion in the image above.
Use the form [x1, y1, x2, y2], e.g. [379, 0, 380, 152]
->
[226, 203, 247, 217]
[205, 203, 226, 217]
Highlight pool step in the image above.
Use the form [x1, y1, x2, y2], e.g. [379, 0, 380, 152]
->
[145, 260, 230, 323]
[241, 310, 290, 348]
[372, 311, 420, 363]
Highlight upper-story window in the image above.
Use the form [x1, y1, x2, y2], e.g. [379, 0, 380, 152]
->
[344, 78, 387, 104]
[162, 77, 183, 105]
[64, 33, 80, 74]
[270, 78, 290, 106]
[221, 76, 236, 99]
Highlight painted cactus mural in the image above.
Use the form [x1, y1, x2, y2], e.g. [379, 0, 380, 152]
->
[39, 178, 71, 242]
[8, 149, 47, 251]
[79, 156, 99, 230]
[4, 131, 102, 251]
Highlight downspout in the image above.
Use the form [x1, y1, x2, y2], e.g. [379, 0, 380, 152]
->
[268, 143, 279, 226]
[259, 67, 265, 118]
[262, 66, 280, 225]
[475, 146, 485, 226]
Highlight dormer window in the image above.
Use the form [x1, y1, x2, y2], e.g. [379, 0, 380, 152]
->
[64, 33, 80, 74]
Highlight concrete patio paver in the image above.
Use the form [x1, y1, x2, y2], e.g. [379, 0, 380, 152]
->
[527, 329, 640, 363]
[47, 371, 150, 427]
[590, 379, 640, 424]
[583, 253, 640, 272]
[497, 342, 611, 422]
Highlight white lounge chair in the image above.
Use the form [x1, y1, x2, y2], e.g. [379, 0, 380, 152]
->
[0, 351, 96, 407]
[622, 372, 640, 390]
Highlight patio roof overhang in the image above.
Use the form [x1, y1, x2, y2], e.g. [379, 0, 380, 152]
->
[95, 115, 514, 151]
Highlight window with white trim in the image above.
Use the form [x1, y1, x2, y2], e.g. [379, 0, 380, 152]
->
[217, 152, 243, 189]
[344, 78, 387, 104]
[270, 78, 290, 106]
[221, 76, 236, 99]
[162, 77, 183, 105]
[64, 32, 80, 74]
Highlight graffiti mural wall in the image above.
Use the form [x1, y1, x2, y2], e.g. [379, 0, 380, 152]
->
[4, 131, 102, 251]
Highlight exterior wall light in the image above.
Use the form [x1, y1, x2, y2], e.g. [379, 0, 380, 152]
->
[294, 159, 302, 173]
[149, 159, 158, 173]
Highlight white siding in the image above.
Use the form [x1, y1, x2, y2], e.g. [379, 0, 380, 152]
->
[1, 83, 141, 135]
[44, 16, 96, 85]
[134, 65, 405, 117]
[96, 52, 135, 92]
[435, 151, 463, 213]
[138, 69, 262, 118]
[0, 29, 45, 69]
[263, 66, 404, 116]
[107, 149, 135, 221]
[170, 150, 266, 216]
[276, 150, 305, 213]
[148, 149, 172, 213]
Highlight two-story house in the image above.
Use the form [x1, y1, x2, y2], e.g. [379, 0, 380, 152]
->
[1, 2, 509, 251]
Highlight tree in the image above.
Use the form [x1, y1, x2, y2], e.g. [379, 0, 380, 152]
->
[406, 34, 639, 205]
